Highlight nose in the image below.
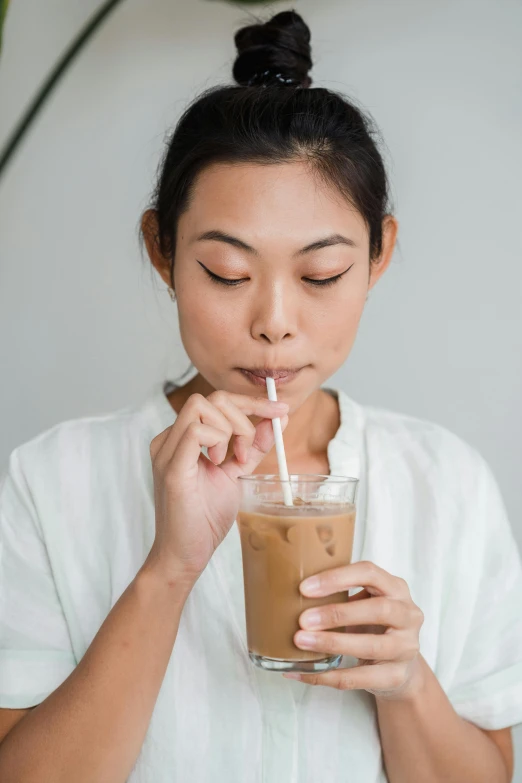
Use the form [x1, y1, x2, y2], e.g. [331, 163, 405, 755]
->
[250, 284, 298, 344]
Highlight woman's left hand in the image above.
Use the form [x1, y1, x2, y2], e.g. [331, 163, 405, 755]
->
[286, 561, 425, 700]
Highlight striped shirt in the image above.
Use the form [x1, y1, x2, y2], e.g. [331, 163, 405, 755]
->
[1, 381, 522, 782]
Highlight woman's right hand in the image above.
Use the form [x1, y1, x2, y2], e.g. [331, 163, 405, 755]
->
[146, 390, 289, 584]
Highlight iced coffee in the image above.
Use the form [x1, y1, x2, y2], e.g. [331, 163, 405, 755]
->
[237, 474, 358, 673]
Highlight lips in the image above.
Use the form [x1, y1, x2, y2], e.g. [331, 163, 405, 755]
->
[241, 368, 302, 380]
[238, 367, 304, 387]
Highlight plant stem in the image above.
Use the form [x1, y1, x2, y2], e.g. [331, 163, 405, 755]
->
[0, 0, 126, 179]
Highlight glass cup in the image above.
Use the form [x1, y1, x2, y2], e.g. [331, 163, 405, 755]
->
[237, 474, 358, 673]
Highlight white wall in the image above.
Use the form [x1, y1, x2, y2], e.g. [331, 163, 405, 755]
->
[1, 0, 521, 774]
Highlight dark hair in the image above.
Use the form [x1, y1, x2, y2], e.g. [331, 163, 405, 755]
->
[142, 9, 394, 287]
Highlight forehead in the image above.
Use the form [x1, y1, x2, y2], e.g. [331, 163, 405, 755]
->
[179, 161, 368, 248]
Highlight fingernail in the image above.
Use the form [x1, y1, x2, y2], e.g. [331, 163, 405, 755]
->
[270, 401, 289, 408]
[300, 576, 321, 595]
[301, 610, 321, 628]
[295, 632, 317, 648]
[283, 673, 302, 680]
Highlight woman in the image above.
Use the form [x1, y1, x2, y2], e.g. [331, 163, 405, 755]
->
[0, 9, 520, 783]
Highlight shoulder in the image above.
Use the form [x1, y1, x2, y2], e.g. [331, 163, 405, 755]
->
[339, 389, 486, 485]
[6, 397, 153, 491]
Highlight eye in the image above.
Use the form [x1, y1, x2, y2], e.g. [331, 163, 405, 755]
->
[303, 268, 350, 287]
[199, 262, 354, 288]
[203, 269, 248, 286]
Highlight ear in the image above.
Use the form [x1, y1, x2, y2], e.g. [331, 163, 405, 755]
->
[368, 215, 399, 290]
[141, 209, 172, 288]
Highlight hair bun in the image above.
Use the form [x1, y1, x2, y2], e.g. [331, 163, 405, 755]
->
[233, 10, 313, 88]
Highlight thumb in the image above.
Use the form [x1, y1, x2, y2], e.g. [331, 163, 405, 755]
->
[220, 415, 289, 483]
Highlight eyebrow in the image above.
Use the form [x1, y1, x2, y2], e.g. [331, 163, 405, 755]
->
[192, 230, 357, 256]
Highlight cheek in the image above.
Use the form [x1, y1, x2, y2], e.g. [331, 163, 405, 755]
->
[176, 288, 236, 361]
[317, 293, 365, 358]
[182, 293, 226, 330]
[315, 288, 365, 328]
[313, 265, 368, 331]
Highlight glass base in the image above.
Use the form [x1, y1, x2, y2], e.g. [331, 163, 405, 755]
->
[249, 652, 342, 673]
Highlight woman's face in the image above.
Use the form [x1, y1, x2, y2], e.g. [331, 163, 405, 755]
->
[147, 160, 396, 409]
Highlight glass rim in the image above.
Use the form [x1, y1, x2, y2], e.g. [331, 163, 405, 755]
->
[238, 473, 358, 484]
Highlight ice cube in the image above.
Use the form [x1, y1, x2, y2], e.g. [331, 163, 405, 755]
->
[249, 532, 266, 551]
[316, 524, 333, 544]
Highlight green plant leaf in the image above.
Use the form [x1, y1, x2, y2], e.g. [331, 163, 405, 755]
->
[0, 0, 9, 54]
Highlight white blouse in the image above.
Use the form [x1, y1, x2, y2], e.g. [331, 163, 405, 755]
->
[1, 381, 521, 783]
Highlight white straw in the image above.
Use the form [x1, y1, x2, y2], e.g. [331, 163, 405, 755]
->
[265, 377, 294, 507]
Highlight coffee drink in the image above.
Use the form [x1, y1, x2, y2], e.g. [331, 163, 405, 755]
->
[237, 498, 356, 665]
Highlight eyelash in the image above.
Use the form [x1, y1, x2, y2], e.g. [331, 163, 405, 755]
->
[202, 267, 351, 288]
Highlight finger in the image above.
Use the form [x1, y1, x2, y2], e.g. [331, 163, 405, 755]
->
[284, 662, 409, 692]
[343, 589, 373, 632]
[207, 390, 289, 421]
[300, 561, 411, 601]
[150, 425, 173, 462]
[345, 589, 396, 635]
[347, 588, 372, 602]
[294, 628, 417, 662]
[206, 388, 289, 457]
[154, 392, 287, 467]
[165, 422, 229, 485]
[205, 391, 261, 464]
[299, 596, 412, 632]
[152, 394, 232, 467]
[220, 414, 289, 482]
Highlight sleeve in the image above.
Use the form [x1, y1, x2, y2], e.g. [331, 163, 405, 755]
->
[0, 447, 77, 708]
[445, 452, 522, 730]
